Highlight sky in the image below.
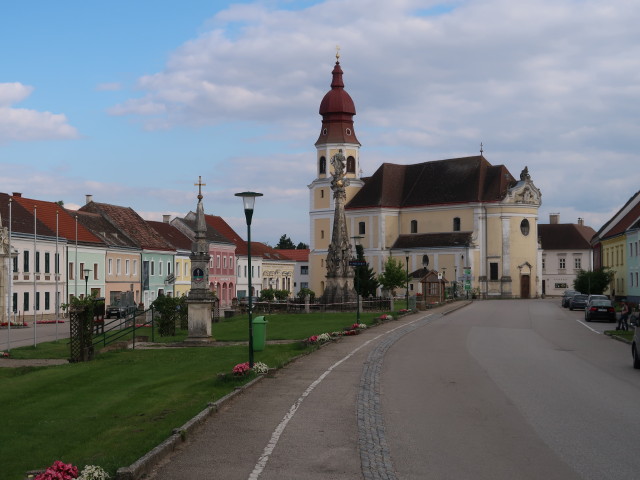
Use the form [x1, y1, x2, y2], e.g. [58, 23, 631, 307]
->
[2, 0, 640, 246]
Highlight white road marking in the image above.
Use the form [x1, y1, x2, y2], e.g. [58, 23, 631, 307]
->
[247, 316, 430, 480]
[575, 318, 602, 334]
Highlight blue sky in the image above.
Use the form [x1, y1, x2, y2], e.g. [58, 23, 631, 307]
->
[3, 0, 640, 245]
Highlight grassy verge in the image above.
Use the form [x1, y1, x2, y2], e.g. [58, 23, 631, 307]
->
[1, 343, 309, 479]
[1, 310, 395, 479]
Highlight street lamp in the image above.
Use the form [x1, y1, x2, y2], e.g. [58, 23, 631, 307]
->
[404, 251, 410, 310]
[83, 268, 92, 298]
[235, 191, 263, 368]
[351, 236, 363, 323]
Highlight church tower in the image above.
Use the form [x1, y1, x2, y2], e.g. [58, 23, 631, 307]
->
[308, 51, 364, 295]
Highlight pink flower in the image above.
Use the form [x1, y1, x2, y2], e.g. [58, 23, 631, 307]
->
[232, 362, 251, 375]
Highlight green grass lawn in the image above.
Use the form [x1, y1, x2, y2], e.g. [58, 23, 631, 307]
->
[1, 310, 395, 479]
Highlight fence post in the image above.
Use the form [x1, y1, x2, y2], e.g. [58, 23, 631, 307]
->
[151, 305, 155, 343]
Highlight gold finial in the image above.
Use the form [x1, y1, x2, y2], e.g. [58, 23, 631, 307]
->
[194, 176, 206, 200]
[336, 44, 340, 61]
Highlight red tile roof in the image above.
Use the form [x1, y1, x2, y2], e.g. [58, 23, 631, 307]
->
[539, 223, 596, 250]
[346, 156, 516, 210]
[147, 221, 192, 251]
[275, 249, 310, 261]
[1, 193, 56, 237]
[11, 194, 103, 244]
[80, 201, 173, 250]
[594, 190, 640, 241]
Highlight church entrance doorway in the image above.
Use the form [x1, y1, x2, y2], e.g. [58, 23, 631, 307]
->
[521, 275, 530, 299]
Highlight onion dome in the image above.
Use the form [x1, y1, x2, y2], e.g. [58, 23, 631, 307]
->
[315, 59, 360, 146]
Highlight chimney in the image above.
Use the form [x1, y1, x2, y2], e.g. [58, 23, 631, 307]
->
[85, 194, 93, 204]
[578, 218, 584, 226]
[12, 192, 22, 197]
[163, 215, 171, 223]
[549, 213, 560, 224]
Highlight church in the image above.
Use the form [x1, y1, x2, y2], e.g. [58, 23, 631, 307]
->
[308, 56, 542, 299]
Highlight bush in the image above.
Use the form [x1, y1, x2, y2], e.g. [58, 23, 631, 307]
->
[297, 288, 316, 302]
[152, 295, 181, 337]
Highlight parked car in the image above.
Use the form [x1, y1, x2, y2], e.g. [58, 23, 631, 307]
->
[584, 299, 616, 322]
[106, 302, 136, 319]
[569, 294, 588, 310]
[586, 294, 608, 307]
[562, 290, 579, 308]
[632, 325, 640, 369]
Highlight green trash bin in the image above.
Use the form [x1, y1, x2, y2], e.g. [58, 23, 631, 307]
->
[252, 316, 268, 351]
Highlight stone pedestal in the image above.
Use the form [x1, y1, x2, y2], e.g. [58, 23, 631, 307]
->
[186, 298, 215, 343]
[322, 277, 357, 305]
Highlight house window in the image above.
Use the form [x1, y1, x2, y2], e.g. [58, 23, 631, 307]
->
[217, 255, 221, 268]
[45, 292, 50, 310]
[36, 251, 41, 273]
[55, 253, 60, 274]
[230, 257, 233, 268]
[251, 266, 255, 278]
[44, 252, 50, 273]
[319, 156, 326, 174]
[108, 259, 113, 275]
[520, 219, 530, 236]
[12, 255, 18, 273]
[347, 156, 355, 173]
[321, 230, 325, 239]
[69, 262, 75, 280]
[410, 220, 418, 234]
[301, 266, 309, 275]
[94, 264, 98, 280]
[133, 260, 138, 275]
[320, 190, 324, 198]
[167, 261, 171, 275]
[258, 266, 260, 277]
[79, 263, 85, 278]
[116, 258, 121, 275]
[574, 257, 581, 269]
[151, 261, 155, 275]
[36, 292, 40, 310]
[244, 265, 247, 277]
[126, 260, 130, 275]
[12, 293, 17, 313]
[542, 258, 546, 270]
[453, 217, 461, 232]
[359, 222, 366, 235]
[223, 256, 227, 269]
[559, 258, 566, 269]
[490, 262, 499, 281]
[24, 250, 29, 273]
[24, 292, 29, 312]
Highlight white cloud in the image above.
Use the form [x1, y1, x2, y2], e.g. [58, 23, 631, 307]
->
[0, 82, 79, 143]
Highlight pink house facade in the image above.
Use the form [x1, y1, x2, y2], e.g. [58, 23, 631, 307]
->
[208, 242, 236, 307]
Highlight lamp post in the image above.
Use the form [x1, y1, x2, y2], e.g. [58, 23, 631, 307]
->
[442, 267, 447, 301]
[404, 251, 410, 310]
[235, 191, 263, 368]
[83, 268, 92, 298]
[351, 236, 363, 323]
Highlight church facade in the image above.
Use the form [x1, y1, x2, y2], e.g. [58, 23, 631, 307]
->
[308, 58, 542, 299]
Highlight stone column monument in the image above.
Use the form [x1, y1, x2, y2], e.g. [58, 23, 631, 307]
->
[0, 219, 9, 324]
[321, 150, 357, 304]
[186, 177, 216, 342]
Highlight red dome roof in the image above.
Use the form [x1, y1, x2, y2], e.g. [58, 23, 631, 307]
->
[319, 61, 356, 115]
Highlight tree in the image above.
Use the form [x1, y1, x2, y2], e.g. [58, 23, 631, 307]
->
[354, 244, 379, 297]
[296, 241, 309, 250]
[573, 267, 615, 295]
[276, 234, 296, 249]
[377, 257, 407, 296]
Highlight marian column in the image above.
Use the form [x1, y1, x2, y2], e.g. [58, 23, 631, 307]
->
[186, 177, 216, 342]
[321, 150, 357, 304]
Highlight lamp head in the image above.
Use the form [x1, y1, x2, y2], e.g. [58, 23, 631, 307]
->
[235, 192, 263, 225]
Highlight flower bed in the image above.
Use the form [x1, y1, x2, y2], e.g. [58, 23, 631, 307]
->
[31, 460, 111, 480]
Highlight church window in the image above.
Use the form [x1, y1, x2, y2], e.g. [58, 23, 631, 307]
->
[411, 220, 418, 234]
[346, 128, 351, 136]
[358, 222, 365, 235]
[319, 156, 326, 174]
[347, 156, 355, 173]
[490, 263, 499, 281]
[322, 128, 327, 136]
[520, 219, 530, 236]
[321, 230, 325, 239]
[453, 217, 461, 232]
[320, 189, 324, 198]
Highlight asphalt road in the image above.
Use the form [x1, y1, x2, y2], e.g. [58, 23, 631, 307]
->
[0, 319, 70, 350]
[384, 299, 640, 480]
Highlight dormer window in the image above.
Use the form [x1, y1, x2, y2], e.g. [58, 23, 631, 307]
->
[453, 217, 461, 232]
[410, 220, 418, 233]
[322, 128, 327, 135]
[346, 128, 351, 136]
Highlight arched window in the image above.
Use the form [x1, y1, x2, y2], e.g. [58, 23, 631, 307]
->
[319, 156, 326, 174]
[359, 221, 366, 235]
[410, 220, 418, 233]
[453, 217, 461, 232]
[347, 156, 356, 173]
[520, 219, 530, 236]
